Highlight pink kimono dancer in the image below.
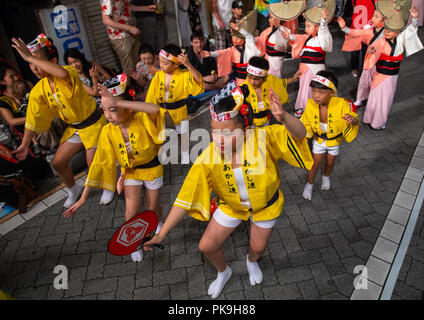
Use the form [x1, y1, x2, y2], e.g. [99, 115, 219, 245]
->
[362, 74, 398, 129]
[294, 63, 325, 112]
[356, 66, 376, 103]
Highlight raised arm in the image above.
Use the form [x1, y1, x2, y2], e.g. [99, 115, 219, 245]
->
[11, 37, 69, 80]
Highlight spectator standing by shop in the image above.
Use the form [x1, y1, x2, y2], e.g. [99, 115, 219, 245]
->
[212, 0, 233, 49]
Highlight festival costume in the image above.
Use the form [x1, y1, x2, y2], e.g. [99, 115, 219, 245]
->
[85, 111, 163, 192]
[25, 65, 106, 150]
[363, 18, 423, 129]
[289, 18, 333, 113]
[242, 74, 289, 127]
[145, 67, 204, 127]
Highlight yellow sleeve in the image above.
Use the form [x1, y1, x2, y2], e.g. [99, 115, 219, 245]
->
[145, 73, 160, 104]
[341, 100, 359, 143]
[267, 124, 313, 170]
[300, 105, 314, 139]
[185, 69, 204, 96]
[85, 125, 117, 191]
[173, 149, 213, 221]
[135, 111, 165, 144]
[55, 65, 78, 100]
[25, 84, 54, 133]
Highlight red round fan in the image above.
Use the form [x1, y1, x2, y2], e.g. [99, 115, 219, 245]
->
[108, 210, 162, 256]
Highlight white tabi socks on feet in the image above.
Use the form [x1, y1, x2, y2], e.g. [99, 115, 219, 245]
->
[99, 189, 114, 205]
[321, 175, 331, 190]
[64, 183, 83, 208]
[131, 248, 143, 262]
[208, 266, 232, 299]
[246, 255, 263, 286]
[303, 183, 313, 200]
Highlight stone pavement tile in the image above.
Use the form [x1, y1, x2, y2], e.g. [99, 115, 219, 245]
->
[46, 285, 65, 300]
[104, 261, 136, 278]
[365, 256, 391, 287]
[297, 279, 321, 300]
[13, 285, 49, 300]
[371, 237, 398, 264]
[135, 260, 153, 288]
[66, 294, 98, 300]
[309, 221, 339, 236]
[276, 265, 313, 285]
[364, 214, 386, 231]
[262, 283, 302, 300]
[358, 226, 379, 244]
[288, 215, 312, 238]
[392, 281, 423, 300]
[299, 234, 332, 250]
[337, 218, 363, 243]
[0, 215, 25, 236]
[396, 255, 412, 282]
[350, 241, 374, 261]
[61, 232, 81, 256]
[0, 239, 22, 263]
[277, 227, 301, 254]
[332, 273, 355, 297]
[316, 208, 344, 222]
[14, 246, 47, 263]
[387, 204, 411, 226]
[319, 247, 345, 277]
[399, 178, 421, 196]
[370, 200, 392, 214]
[98, 292, 116, 300]
[321, 292, 348, 300]
[404, 166, 424, 183]
[22, 201, 48, 221]
[170, 252, 203, 269]
[309, 262, 337, 295]
[36, 233, 66, 248]
[243, 284, 264, 300]
[187, 265, 207, 299]
[350, 280, 382, 300]
[288, 250, 323, 267]
[267, 242, 290, 271]
[328, 231, 355, 258]
[300, 204, 321, 224]
[404, 260, 424, 292]
[58, 253, 90, 268]
[393, 191, 416, 211]
[64, 266, 88, 298]
[352, 196, 373, 215]
[83, 277, 117, 296]
[170, 282, 189, 300]
[116, 275, 135, 300]
[153, 268, 187, 286]
[17, 259, 42, 289]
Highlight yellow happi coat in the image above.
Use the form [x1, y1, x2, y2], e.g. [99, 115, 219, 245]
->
[243, 74, 289, 127]
[174, 124, 313, 222]
[145, 68, 204, 126]
[25, 65, 106, 149]
[300, 97, 359, 147]
[85, 111, 163, 192]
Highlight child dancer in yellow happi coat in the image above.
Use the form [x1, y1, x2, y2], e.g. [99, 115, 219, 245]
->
[242, 56, 299, 127]
[300, 70, 359, 200]
[11, 34, 108, 208]
[63, 76, 164, 263]
[144, 81, 313, 298]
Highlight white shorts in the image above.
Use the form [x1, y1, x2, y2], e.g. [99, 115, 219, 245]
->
[124, 176, 163, 190]
[312, 139, 340, 156]
[213, 207, 277, 229]
[66, 131, 82, 144]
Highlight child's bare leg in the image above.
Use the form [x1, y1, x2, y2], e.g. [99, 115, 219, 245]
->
[303, 152, 325, 200]
[144, 187, 163, 233]
[321, 153, 337, 190]
[52, 141, 84, 207]
[124, 184, 144, 262]
[246, 222, 273, 285]
[199, 218, 235, 298]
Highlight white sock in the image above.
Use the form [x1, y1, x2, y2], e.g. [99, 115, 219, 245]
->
[155, 221, 163, 234]
[246, 255, 263, 286]
[64, 183, 83, 208]
[303, 183, 313, 200]
[354, 100, 362, 106]
[99, 189, 114, 205]
[321, 175, 331, 190]
[131, 248, 143, 262]
[208, 266, 232, 299]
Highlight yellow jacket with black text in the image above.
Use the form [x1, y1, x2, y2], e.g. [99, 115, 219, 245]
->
[173, 124, 313, 222]
[300, 97, 359, 147]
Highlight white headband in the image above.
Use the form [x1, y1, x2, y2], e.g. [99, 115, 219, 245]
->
[311, 74, 337, 94]
[103, 73, 128, 96]
[246, 64, 268, 77]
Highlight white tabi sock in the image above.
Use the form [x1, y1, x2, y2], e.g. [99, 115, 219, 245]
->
[321, 175, 331, 190]
[99, 189, 114, 205]
[64, 183, 83, 208]
[155, 221, 164, 234]
[303, 183, 313, 200]
[131, 248, 143, 262]
[246, 255, 263, 285]
[208, 266, 232, 299]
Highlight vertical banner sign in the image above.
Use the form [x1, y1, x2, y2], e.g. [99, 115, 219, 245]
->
[37, 5, 93, 65]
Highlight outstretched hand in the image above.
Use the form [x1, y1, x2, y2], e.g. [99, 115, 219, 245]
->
[143, 233, 165, 251]
[337, 17, 346, 29]
[11, 37, 33, 62]
[98, 83, 117, 108]
[269, 88, 286, 123]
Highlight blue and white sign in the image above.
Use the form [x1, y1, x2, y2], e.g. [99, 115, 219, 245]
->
[37, 5, 93, 65]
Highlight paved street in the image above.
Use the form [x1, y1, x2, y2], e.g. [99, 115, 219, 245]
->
[1, 26, 424, 300]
